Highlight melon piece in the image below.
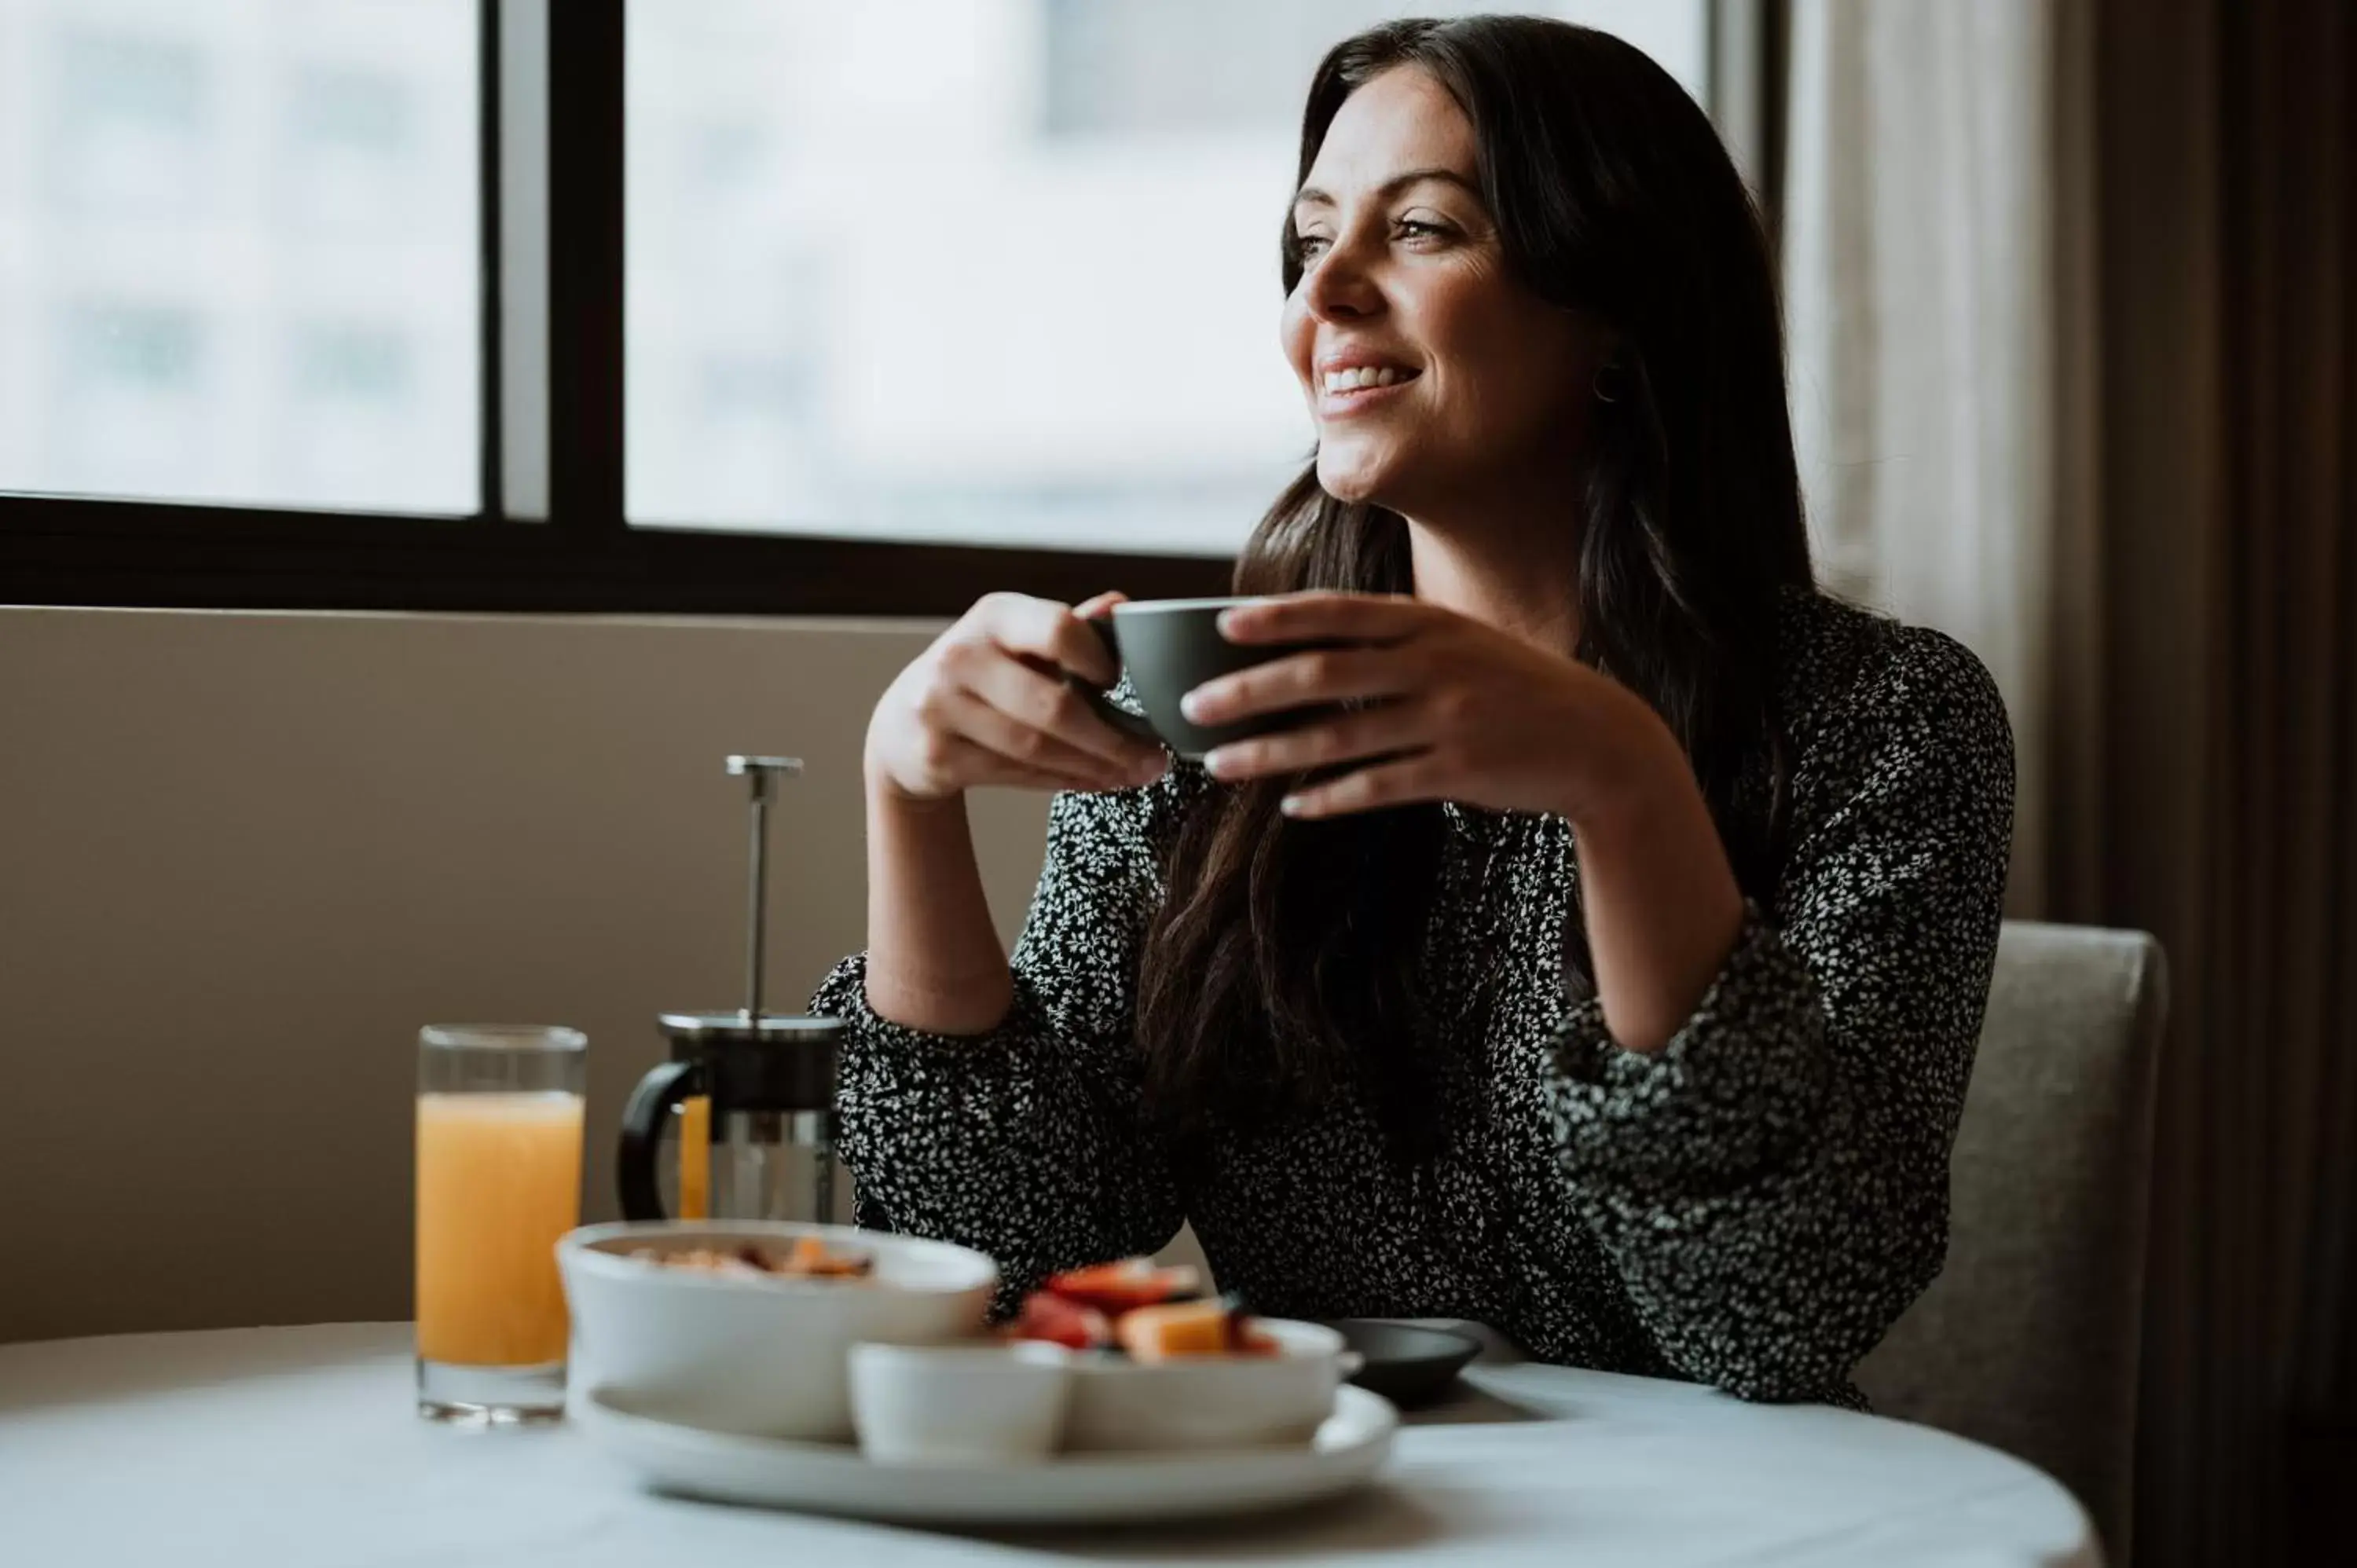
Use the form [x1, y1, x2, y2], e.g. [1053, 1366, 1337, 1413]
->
[1114, 1298, 1247, 1361]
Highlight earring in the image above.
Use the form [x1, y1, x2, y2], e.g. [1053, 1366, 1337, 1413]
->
[1593, 363, 1626, 404]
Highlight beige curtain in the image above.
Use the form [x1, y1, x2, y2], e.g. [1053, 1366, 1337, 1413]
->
[1781, 0, 2087, 917]
[1786, 0, 2357, 1563]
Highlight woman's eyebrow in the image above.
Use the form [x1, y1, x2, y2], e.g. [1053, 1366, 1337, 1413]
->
[1292, 167, 1483, 211]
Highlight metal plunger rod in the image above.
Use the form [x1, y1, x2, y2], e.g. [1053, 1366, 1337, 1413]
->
[726, 755, 802, 1021]
[746, 789, 767, 1020]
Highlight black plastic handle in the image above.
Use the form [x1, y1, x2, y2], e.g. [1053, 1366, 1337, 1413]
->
[617, 1057, 702, 1222]
[1067, 617, 1159, 742]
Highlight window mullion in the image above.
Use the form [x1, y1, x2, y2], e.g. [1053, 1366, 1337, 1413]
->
[542, 0, 625, 536]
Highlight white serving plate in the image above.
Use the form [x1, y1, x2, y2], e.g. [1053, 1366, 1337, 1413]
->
[577, 1382, 1399, 1526]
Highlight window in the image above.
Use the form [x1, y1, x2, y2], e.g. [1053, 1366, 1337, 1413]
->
[2, 1, 1740, 614]
[625, 0, 1710, 555]
[0, 0, 478, 514]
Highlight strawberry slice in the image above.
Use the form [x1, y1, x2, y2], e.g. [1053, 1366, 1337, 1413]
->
[1004, 1289, 1113, 1350]
[1043, 1258, 1201, 1317]
[1222, 1291, 1280, 1354]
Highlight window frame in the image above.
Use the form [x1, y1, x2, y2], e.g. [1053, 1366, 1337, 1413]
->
[0, 0, 1770, 617]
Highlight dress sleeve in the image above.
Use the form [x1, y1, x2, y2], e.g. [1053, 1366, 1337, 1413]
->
[1540, 625, 2015, 1404]
[809, 777, 1185, 1304]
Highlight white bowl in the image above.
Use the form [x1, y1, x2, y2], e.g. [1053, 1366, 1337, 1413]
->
[558, 1221, 997, 1442]
[849, 1340, 1072, 1466]
[1064, 1318, 1352, 1453]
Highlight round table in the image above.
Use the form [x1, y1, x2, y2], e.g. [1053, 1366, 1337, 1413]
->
[0, 1324, 2097, 1567]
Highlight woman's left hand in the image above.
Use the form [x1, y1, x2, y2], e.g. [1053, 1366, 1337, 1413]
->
[1184, 592, 1673, 822]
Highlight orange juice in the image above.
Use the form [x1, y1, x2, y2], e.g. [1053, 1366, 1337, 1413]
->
[415, 1091, 584, 1367]
[679, 1094, 710, 1220]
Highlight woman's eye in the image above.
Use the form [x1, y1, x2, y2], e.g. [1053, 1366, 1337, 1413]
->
[1296, 233, 1332, 260]
[1395, 218, 1450, 243]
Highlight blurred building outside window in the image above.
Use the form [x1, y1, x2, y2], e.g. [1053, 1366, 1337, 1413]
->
[0, 0, 478, 515]
[0, 0, 1705, 549]
[626, 0, 1710, 554]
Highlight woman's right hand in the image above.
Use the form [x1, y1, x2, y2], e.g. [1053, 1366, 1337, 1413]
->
[865, 592, 1169, 804]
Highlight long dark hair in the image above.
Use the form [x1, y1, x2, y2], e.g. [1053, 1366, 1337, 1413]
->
[1135, 16, 1813, 1156]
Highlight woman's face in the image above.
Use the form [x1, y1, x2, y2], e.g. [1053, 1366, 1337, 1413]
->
[1281, 67, 1604, 517]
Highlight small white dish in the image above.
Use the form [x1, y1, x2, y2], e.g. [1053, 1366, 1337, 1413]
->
[576, 1381, 1399, 1526]
[849, 1340, 1072, 1466]
[1065, 1317, 1354, 1453]
[558, 1221, 997, 1442]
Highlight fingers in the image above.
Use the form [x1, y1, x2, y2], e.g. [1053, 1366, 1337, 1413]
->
[934, 692, 1157, 791]
[884, 593, 1166, 803]
[926, 732, 1143, 796]
[1276, 753, 1450, 819]
[1073, 590, 1130, 620]
[977, 592, 1120, 687]
[1182, 645, 1411, 727]
[944, 646, 1165, 772]
[1200, 698, 1430, 782]
[1215, 591, 1427, 647]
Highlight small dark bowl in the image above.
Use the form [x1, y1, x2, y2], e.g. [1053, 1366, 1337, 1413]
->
[1320, 1319, 1481, 1409]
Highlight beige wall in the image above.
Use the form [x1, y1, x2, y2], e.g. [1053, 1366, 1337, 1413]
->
[0, 606, 1054, 1343]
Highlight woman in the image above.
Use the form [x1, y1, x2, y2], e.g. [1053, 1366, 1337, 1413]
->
[814, 16, 2014, 1407]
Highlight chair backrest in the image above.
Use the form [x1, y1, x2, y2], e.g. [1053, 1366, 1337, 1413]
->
[1857, 920, 2166, 1562]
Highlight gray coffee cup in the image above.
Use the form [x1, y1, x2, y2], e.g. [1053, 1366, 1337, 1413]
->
[1074, 597, 1330, 761]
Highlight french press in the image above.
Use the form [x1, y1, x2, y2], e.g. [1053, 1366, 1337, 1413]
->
[617, 755, 844, 1225]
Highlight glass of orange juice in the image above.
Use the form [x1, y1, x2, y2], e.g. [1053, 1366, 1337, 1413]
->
[414, 1024, 587, 1423]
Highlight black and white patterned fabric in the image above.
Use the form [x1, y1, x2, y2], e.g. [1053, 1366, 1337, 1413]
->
[812, 588, 2016, 1406]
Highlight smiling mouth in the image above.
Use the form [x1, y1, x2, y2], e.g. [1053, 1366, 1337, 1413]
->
[1320, 365, 1420, 394]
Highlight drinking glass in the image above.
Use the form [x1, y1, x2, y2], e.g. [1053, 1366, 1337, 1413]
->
[414, 1024, 587, 1423]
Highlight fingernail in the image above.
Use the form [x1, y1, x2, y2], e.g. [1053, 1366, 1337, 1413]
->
[1203, 747, 1232, 778]
[1280, 794, 1306, 817]
[1180, 691, 1207, 721]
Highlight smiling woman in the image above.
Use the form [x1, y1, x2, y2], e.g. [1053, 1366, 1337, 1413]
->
[816, 14, 2015, 1409]
[1279, 82, 1611, 526]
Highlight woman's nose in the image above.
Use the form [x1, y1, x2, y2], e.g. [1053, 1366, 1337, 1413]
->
[1303, 236, 1382, 322]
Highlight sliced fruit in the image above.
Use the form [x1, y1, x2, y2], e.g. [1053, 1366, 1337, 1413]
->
[1005, 1289, 1113, 1350]
[785, 1233, 873, 1278]
[1232, 1324, 1281, 1356]
[1043, 1258, 1201, 1317]
[1114, 1297, 1255, 1361]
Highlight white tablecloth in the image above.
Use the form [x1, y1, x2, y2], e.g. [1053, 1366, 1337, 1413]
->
[0, 1324, 2096, 1567]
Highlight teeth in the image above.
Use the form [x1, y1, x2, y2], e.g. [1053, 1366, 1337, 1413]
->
[1323, 365, 1411, 393]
